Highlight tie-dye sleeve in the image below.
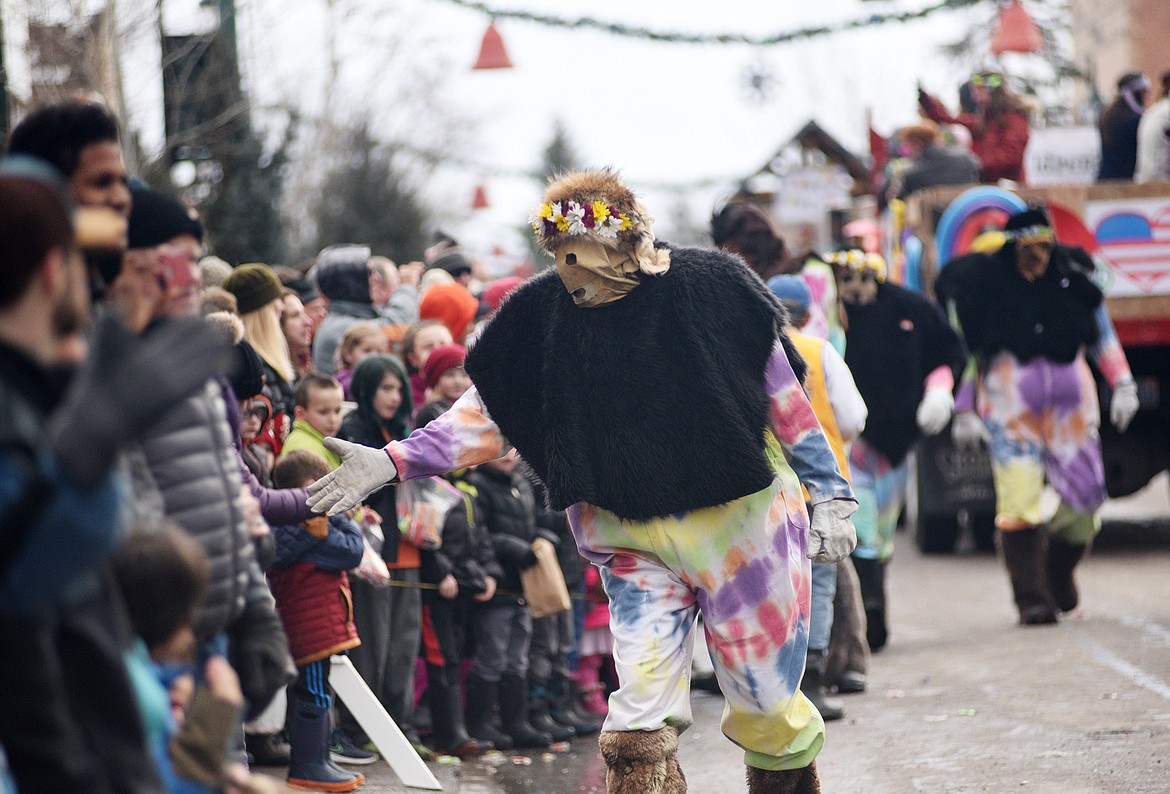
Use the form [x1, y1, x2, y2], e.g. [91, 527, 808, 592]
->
[385, 387, 511, 481]
[766, 341, 854, 504]
[1088, 305, 1134, 389]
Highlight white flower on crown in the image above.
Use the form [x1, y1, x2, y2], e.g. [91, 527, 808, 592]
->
[595, 216, 620, 239]
[565, 202, 588, 235]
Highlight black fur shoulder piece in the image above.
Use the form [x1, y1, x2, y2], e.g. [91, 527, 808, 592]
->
[466, 243, 804, 520]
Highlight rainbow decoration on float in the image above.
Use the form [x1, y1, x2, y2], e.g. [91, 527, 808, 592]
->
[935, 186, 1028, 268]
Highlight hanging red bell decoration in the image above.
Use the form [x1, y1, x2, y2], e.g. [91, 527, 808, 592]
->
[472, 22, 513, 70]
[990, 1, 1044, 55]
[471, 184, 490, 210]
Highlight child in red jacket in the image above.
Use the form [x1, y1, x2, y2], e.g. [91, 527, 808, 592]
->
[269, 450, 365, 792]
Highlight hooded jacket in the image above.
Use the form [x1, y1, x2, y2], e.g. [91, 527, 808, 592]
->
[339, 355, 414, 564]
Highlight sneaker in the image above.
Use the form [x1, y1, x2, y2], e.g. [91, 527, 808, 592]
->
[245, 731, 291, 766]
[329, 729, 378, 765]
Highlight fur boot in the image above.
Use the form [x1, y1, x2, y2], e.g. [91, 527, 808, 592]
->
[745, 760, 821, 794]
[599, 727, 686, 794]
[999, 527, 1058, 625]
[1046, 537, 1090, 613]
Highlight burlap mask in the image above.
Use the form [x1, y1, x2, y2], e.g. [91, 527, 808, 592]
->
[555, 238, 639, 308]
[554, 237, 670, 308]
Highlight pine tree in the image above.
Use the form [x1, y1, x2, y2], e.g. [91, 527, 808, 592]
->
[312, 123, 430, 263]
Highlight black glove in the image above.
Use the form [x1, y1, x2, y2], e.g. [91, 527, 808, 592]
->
[520, 547, 539, 570]
[226, 597, 297, 721]
[50, 313, 232, 486]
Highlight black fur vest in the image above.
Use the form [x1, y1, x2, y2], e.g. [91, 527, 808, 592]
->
[464, 245, 804, 521]
[937, 244, 1102, 365]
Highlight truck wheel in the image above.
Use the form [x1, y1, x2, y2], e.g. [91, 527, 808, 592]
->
[916, 514, 959, 554]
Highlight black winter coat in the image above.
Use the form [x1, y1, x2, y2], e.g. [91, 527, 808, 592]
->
[468, 465, 544, 605]
[420, 484, 504, 596]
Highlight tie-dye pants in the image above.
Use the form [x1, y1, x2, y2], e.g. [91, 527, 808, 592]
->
[979, 351, 1105, 542]
[567, 460, 824, 772]
[848, 438, 910, 563]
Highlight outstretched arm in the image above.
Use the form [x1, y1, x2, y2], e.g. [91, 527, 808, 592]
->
[385, 387, 510, 481]
[308, 387, 510, 515]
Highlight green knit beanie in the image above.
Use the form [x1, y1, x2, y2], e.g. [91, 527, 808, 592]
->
[223, 263, 284, 314]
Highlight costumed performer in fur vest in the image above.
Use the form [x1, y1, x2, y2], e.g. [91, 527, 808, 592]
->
[936, 208, 1139, 626]
[829, 249, 966, 652]
[306, 170, 858, 794]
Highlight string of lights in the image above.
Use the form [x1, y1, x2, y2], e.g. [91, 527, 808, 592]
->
[435, 0, 982, 47]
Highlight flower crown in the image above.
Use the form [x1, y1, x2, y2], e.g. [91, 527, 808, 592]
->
[529, 200, 634, 241]
[826, 249, 888, 282]
[1007, 224, 1054, 242]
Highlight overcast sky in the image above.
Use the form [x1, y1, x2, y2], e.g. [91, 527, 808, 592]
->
[18, 0, 996, 264]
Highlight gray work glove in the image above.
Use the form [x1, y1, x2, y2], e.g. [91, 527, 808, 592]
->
[1109, 379, 1139, 433]
[807, 498, 858, 563]
[307, 437, 398, 516]
[951, 411, 990, 451]
[915, 387, 955, 436]
[50, 313, 232, 486]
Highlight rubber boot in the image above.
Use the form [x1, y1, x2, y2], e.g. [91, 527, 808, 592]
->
[800, 651, 845, 721]
[426, 663, 484, 757]
[499, 673, 553, 748]
[575, 654, 610, 715]
[1046, 537, 1090, 613]
[851, 557, 888, 651]
[999, 527, 1058, 625]
[464, 672, 513, 751]
[528, 675, 577, 742]
[599, 727, 687, 793]
[745, 760, 821, 793]
[548, 672, 602, 736]
[287, 700, 364, 792]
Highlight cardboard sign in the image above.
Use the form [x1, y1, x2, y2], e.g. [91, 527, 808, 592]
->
[1024, 126, 1101, 187]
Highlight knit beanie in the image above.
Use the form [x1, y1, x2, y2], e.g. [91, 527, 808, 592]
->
[419, 282, 479, 340]
[127, 185, 203, 249]
[223, 263, 284, 314]
[199, 255, 232, 288]
[229, 339, 267, 400]
[427, 247, 473, 279]
[285, 275, 320, 305]
[422, 343, 467, 390]
[481, 276, 525, 312]
[767, 275, 812, 313]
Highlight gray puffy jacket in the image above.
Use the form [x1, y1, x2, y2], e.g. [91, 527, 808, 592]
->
[126, 380, 272, 638]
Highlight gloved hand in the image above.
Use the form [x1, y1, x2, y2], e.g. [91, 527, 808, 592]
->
[807, 498, 858, 563]
[50, 313, 232, 486]
[915, 387, 954, 436]
[307, 437, 397, 516]
[951, 411, 990, 450]
[1110, 379, 1139, 433]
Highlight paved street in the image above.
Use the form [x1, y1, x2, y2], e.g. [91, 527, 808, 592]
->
[328, 505, 1170, 793]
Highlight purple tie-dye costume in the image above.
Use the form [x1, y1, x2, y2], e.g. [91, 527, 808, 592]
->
[956, 306, 1133, 540]
[383, 342, 852, 771]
